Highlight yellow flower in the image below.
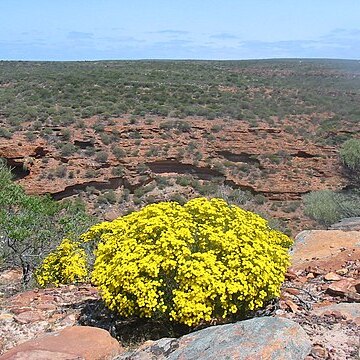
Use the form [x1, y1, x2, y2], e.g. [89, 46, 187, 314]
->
[83, 197, 292, 327]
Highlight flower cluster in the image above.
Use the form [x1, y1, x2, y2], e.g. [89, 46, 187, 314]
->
[35, 238, 88, 287]
[84, 198, 293, 326]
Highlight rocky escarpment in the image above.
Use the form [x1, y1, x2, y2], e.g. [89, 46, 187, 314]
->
[0, 115, 348, 233]
[0, 116, 346, 199]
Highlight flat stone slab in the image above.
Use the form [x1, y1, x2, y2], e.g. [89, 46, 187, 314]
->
[117, 317, 311, 360]
[0, 326, 123, 360]
[290, 230, 360, 273]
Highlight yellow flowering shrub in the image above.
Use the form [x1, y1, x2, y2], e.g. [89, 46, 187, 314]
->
[35, 238, 88, 287]
[84, 197, 293, 326]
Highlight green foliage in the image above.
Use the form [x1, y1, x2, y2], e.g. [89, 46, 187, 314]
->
[35, 239, 88, 287]
[95, 150, 109, 163]
[60, 142, 77, 157]
[0, 127, 12, 139]
[303, 190, 342, 225]
[340, 138, 360, 175]
[303, 189, 360, 226]
[83, 198, 292, 327]
[0, 160, 94, 282]
[0, 60, 359, 139]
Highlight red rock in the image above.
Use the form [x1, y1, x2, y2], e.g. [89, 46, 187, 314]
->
[307, 266, 326, 276]
[1, 350, 83, 360]
[0, 269, 23, 285]
[48, 313, 64, 323]
[297, 276, 308, 284]
[36, 303, 57, 311]
[284, 299, 300, 313]
[0, 326, 123, 360]
[59, 313, 77, 327]
[291, 230, 360, 273]
[326, 279, 356, 297]
[14, 311, 45, 324]
[38, 294, 56, 302]
[324, 272, 342, 281]
[285, 270, 298, 280]
[8, 307, 32, 315]
[8, 291, 38, 307]
[283, 287, 300, 296]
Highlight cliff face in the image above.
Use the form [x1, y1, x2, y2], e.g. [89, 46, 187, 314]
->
[1, 116, 346, 199]
[0, 114, 350, 234]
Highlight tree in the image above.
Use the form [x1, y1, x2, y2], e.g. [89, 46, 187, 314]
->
[0, 160, 94, 284]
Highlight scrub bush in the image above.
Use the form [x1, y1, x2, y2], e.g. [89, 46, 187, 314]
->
[340, 138, 360, 173]
[83, 198, 292, 326]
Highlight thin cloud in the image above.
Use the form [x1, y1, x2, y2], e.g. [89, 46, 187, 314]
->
[67, 31, 94, 40]
[322, 28, 360, 40]
[151, 29, 189, 35]
[99, 36, 145, 44]
[210, 33, 239, 40]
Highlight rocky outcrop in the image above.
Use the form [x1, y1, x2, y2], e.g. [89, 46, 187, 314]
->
[52, 177, 124, 200]
[116, 317, 311, 360]
[329, 217, 360, 231]
[0, 116, 346, 204]
[146, 160, 224, 180]
[290, 230, 360, 273]
[0, 326, 123, 360]
[217, 150, 261, 165]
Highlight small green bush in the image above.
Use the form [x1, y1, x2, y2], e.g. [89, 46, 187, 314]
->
[82, 198, 292, 327]
[303, 190, 360, 226]
[303, 190, 342, 225]
[340, 138, 360, 180]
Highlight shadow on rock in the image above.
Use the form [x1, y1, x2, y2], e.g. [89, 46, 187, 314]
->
[78, 299, 191, 345]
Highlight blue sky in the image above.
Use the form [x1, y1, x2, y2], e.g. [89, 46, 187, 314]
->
[0, 0, 359, 60]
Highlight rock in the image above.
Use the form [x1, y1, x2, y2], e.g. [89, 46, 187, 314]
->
[336, 268, 349, 275]
[283, 287, 300, 296]
[326, 279, 357, 297]
[0, 269, 23, 286]
[0, 313, 14, 322]
[313, 303, 360, 325]
[104, 209, 121, 221]
[290, 230, 360, 273]
[36, 303, 57, 311]
[14, 310, 45, 324]
[116, 317, 311, 360]
[330, 217, 360, 231]
[0, 326, 123, 360]
[2, 349, 83, 360]
[311, 345, 328, 358]
[284, 299, 300, 313]
[324, 272, 342, 281]
[59, 313, 77, 327]
[355, 282, 360, 294]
